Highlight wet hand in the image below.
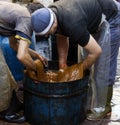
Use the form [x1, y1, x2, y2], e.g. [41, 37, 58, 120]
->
[57, 62, 84, 82]
[38, 55, 48, 67]
[24, 59, 46, 82]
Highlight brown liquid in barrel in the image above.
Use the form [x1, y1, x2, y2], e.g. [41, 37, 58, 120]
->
[26, 60, 84, 83]
[40, 65, 83, 83]
[45, 71, 58, 83]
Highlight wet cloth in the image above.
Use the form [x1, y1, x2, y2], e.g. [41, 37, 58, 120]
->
[24, 59, 46, 81]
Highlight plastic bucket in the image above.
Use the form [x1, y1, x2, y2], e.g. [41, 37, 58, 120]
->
[24, 61, 89, 125]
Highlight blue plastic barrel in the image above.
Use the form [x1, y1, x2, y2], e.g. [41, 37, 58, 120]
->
[24, 61, 89, 125]
[0, 35, 35, 81]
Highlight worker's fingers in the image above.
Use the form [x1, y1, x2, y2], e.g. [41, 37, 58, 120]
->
[38, 55, 48, 67]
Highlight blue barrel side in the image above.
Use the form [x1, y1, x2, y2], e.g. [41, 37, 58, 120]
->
[24, 76, 89, 125]
[0, 36, 24, 81]
[0, 35, 35, 81]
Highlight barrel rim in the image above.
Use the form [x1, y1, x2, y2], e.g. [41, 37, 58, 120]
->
[25, 75, 89, 84]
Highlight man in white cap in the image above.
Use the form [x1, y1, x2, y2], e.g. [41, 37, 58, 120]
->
[31, 0, 120, 120]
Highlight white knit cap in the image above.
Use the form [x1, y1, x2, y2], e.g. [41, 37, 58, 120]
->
[31, 8, 54, 35]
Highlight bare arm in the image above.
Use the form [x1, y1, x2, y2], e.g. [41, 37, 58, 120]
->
[28, 48, 48, 66]
[57, 35, 102, 82]
[17, 39, 37, 71]
[56, 34, 69, 69]
[10, 37, 37, 71]
[9, 37, 47, 70]
[82, 35, 102, 70]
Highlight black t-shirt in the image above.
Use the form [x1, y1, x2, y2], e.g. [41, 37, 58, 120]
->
[98, 0, 117, 20]
[49, 0, 117, 47]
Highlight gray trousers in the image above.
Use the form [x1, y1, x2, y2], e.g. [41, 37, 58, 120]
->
[108, 0, 120, 85]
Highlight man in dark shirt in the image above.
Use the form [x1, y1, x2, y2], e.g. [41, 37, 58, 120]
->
[31, 0, 120, 120]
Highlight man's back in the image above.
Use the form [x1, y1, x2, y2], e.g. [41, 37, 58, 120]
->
[0, 1, 31, 37]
